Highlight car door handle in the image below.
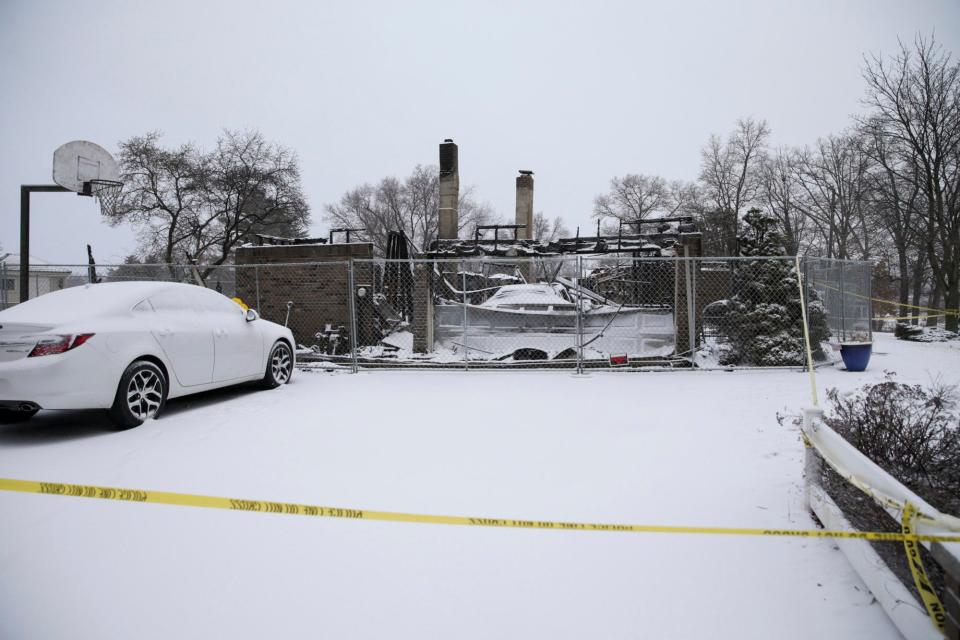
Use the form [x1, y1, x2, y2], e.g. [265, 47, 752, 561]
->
[214, 329, 227, 337]
[157, 328, 173, 337]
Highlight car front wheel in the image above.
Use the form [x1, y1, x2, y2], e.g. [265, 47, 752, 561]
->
[109, 360, 167, 430]
[262, 341, 293, 389]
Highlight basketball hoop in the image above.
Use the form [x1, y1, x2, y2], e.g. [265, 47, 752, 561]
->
[51, 140, 123, 216]
[85, 178, 124, 216]
[18, 140, 124, 304]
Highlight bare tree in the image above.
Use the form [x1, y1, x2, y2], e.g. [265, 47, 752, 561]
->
[114, 130, 309, 278]
[698, 117, 771, 255]
[759, 147, 808, 255]
[198, 130, 309, 275]
[592, 174, 673, 224]
[793, 133, 874, 260]
[532, 212, 569, 242]
[324, 165, 498, 255]
[667, 180, 703, 217]
[860, 34, 960, 331]
[861, 119, 928, 321]
[113, 133, 208, 269]
[404, 164, 439, 250]
[592, 175, 700, 244]
[456, 185, 499, 244]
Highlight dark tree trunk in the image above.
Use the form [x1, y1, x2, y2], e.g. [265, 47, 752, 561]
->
[929, 284, 942, 328]
[946, 287, 960, 333]
[909, 254, 925, 325]
[898, 253, 910, 321]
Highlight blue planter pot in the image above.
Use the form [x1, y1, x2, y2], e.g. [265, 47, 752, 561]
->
[840, 342, 872, 372]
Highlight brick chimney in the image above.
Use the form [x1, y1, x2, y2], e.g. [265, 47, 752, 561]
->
[438, 139, 459, 240]
[515, 170, 534, 240]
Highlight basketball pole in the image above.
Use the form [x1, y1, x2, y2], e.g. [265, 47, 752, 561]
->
[19, 184, 69, 303]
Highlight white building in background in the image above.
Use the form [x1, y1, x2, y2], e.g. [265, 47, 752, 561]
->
[0, 254, 73, 309]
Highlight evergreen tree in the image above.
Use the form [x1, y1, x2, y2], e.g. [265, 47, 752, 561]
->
[718, 208, 829, 365]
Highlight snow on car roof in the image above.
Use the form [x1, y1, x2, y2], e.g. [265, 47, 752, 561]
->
[0, 281, 184, 323]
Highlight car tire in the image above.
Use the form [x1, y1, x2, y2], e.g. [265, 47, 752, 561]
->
[0, 408, 39, 424]
[109, 360, 167, 430]
[261, 341, 293, 389]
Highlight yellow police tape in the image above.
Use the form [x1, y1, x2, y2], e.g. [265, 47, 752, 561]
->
[872, 313, 946, 322]
[902, 503, 948, 632]
[2, 477, 960, 543]
[816, 283, 960, 316]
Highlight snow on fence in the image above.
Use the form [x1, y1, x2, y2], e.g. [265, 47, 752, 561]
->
[802, 408, 960, 639]
[7, 256, 870, 372]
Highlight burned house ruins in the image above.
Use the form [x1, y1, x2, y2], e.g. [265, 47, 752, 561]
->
[234, 139, 739, 368]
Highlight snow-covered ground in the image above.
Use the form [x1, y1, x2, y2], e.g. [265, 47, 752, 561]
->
[1, 333, 957, 639]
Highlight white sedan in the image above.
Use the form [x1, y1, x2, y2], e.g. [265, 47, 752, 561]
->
[0, 281, 295, 429]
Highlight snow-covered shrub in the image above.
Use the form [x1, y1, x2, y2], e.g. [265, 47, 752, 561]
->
[824, 374, 960, 515]
[717, 209, 830, 366]
[895, 322, 959, 343]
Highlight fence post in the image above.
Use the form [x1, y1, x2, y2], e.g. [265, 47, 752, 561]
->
[683, 252, 696, 362]
[461, 259, 469, 371]
[576, 255, 584, 375]
[254, 265, 261, 312]
[347, 259, 359, 374]
[839, 259, 847, 341]
[866, 261, 874, 340]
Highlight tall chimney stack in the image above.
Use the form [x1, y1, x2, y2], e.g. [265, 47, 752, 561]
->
[438, 139, 459, 240]
[515, 170, 534, 240]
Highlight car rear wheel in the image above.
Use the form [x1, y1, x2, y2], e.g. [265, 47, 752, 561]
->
[109, 360, 167, 430]
[0, 408, 39, 424]
[261, 341, 293, 389]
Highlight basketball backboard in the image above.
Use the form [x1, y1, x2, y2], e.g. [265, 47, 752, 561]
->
[52, 140, 120, 194]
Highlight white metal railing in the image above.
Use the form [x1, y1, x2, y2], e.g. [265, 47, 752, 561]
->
[802, 408, 959, 639]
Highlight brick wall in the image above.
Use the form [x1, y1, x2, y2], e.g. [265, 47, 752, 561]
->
[411, 263, 434, 353]
[235, 243, 373, 347]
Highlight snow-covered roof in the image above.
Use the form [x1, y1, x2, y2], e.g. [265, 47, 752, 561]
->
[0, 253, 72, 273]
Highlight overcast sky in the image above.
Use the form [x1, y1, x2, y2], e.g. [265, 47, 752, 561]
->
[1, 0, 958, 264]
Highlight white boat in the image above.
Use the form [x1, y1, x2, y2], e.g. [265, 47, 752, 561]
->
[434, 284, 675, 360]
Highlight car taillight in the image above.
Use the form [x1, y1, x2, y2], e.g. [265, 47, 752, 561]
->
[28, 334, 95, 358]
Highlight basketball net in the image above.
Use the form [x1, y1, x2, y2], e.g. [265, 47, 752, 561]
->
[87, 179, 123, 217]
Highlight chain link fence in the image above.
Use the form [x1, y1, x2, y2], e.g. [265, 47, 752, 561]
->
[4, 256, 872, 371]
[804, 258, 874, 343]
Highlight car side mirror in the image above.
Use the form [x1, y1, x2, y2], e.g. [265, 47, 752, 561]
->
[245, 309, 259, 322]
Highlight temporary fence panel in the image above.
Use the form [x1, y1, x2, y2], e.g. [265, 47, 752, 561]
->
[8, 256, 873, 372]
[805, 257, 873, 343]
[693, 256, 818, 368]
